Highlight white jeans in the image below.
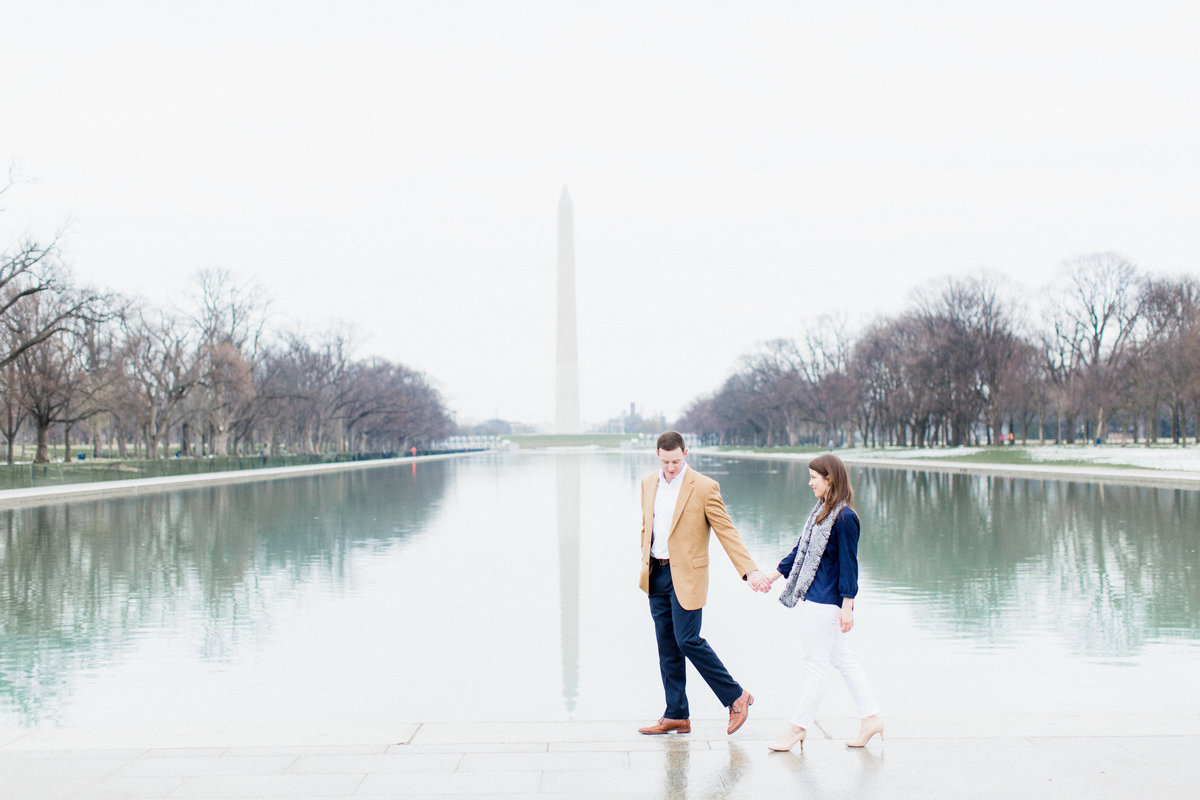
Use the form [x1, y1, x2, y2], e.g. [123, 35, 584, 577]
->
[790, 599, 879, 729]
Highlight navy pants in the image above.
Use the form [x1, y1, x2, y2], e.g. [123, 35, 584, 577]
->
[648, 560, 742, 719]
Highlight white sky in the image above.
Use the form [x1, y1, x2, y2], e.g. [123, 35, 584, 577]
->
[3, 1, 1199, 427]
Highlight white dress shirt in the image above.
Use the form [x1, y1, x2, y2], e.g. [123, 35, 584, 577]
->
[650, 463, 688, 560]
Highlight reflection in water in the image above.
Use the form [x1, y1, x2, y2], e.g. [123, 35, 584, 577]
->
[0, 462, 450, 725]
[713, 742, 748, 798]
[764, 743, 883, 797]
[859, 469, 1200, 657]
[659, 739, 690, 798]
[555, 457, 580, 713]
[652, 740, 749, 799]
[695, 455, 1200, 655]
[2, 452, 1199, 726]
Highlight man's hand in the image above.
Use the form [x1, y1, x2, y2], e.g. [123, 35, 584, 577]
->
[746, 570, 772, 593]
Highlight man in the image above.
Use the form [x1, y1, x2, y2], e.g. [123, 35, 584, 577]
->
[637, 431, 770, 736]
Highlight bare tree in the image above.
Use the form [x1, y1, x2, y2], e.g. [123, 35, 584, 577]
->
[740, 340, 805, 446]
[907, 275, 1021, 446]
[0, 361, 27, 464]
[123, 304, 200, 458]
[17, 299, 114, 462]
[14, 292, 85, 462]
[357, 363, 454, 451]
[1051, 253, 1144, 442]
[1, 239, 99, 371]
[68, 299, 126, 457]
[1140, 274, 1200, 444]
[795, 318, 857, 446]
[266, 328, 354, 454]
[191, 269, 267, 455]
[340, 358, 398, 453]
[850, 320, 907, 447]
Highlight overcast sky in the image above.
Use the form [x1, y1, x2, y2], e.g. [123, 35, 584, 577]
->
[4, 2, 1199, 428]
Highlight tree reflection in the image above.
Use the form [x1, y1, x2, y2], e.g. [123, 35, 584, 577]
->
[696, 456, 1200, 658]
[0, 462, 450, 723]
[858, 469, 1200, 656]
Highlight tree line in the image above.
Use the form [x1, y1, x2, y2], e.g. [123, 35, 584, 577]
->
[2, 189, 454, 464]
[679, 253, 1200, 448]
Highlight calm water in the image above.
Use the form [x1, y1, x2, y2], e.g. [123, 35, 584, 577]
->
[1, 452, 1197, 728]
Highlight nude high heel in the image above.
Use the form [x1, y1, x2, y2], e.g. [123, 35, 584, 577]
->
[768, 725, 806, 752]
[845, 717, 884, 748]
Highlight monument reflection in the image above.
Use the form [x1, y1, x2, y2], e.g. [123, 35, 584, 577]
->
[555, 456, 580, 712]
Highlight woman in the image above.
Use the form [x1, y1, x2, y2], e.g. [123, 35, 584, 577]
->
[765, 453, 883, 751]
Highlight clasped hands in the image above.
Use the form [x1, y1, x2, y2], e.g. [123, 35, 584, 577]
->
[745, 569, 782, 593]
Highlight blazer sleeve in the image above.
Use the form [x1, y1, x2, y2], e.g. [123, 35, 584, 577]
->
[704, 480, 758, 579]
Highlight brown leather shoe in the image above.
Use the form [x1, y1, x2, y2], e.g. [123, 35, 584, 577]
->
[727, 690, 753, 734]
[637, 717, 691, 735]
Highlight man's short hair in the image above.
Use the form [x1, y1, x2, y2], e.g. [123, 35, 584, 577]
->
[656, 431, 686, 452]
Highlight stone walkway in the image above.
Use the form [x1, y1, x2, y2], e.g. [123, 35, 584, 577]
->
[2, 716, 1197, 799]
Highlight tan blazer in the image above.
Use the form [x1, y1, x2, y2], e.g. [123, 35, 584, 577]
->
[638, 467, 758, 611]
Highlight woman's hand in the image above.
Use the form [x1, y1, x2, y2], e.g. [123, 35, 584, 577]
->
[839, 599, 855, 632]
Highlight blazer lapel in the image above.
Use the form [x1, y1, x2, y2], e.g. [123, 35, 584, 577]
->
[669, 469, 697, 535]
[643, 475, 656, 535]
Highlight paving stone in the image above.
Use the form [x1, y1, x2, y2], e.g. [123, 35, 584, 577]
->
[170, 772, 365, 798]
[288, 752, 462, 774]
[114, 754, 297, 778]
[355, 770, 541, 795]
[457, 750, 628, 772]
[385, 742, 548, 755]
[71, 775, 187, 800]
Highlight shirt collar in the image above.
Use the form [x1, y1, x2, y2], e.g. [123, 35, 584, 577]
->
[659, 462, 688, 487]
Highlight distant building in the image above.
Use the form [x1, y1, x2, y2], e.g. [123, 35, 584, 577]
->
[598, 403, 665, 435]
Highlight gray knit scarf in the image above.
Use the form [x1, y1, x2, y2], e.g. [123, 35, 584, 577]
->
[778, 500, 846, 608]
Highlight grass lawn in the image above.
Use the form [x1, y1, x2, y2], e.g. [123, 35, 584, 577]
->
[913, 448, 1149, 470]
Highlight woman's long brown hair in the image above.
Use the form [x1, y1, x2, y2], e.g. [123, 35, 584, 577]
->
[808, 453, 854, 524]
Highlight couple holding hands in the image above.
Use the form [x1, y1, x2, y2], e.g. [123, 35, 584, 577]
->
[637, 431, 884, 752]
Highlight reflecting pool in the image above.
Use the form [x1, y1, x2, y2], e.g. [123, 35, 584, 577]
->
[1, 452, 1197, 727]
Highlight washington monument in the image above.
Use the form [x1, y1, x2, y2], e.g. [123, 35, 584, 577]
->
[556, 187, 581, 434]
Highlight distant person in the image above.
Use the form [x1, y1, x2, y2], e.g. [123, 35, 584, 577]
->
[637, 431, 771, 736]
[763, 453, 883, 751]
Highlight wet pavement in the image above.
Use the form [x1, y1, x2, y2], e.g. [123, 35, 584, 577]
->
[2, 715, 1197, 799]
